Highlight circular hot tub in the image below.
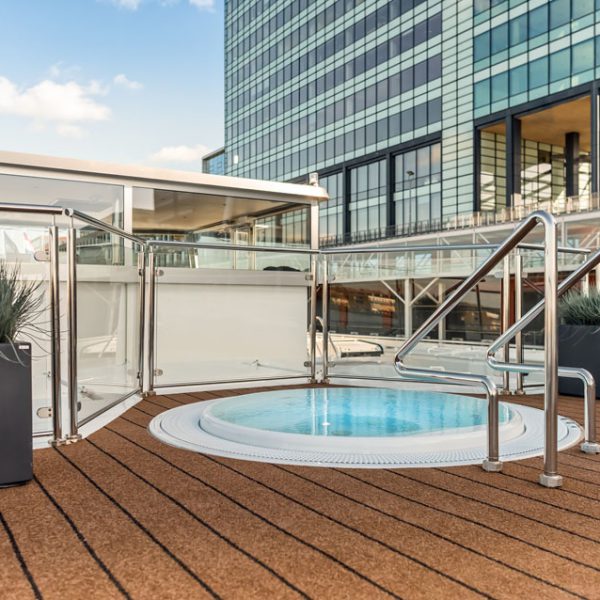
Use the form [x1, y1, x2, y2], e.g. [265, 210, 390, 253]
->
[148, 387, 582, 468]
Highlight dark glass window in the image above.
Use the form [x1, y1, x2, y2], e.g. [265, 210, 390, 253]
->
[414, 60, 427, 87]
[474, 79, 490, 108]
[529, 56, 548, 88]
[414, 103, 427, 129]
[549, 0, 570, 29]
[491, 23, 509, 54]
[573, 0, 594, 19]
[429, 54, 442, 80]
[529, 5, 548, 37]
[474, 32, 490, 61]
[428, 98, 441, 124]
[510, 64, 528, 95]
[510, 14, 528, 45]
[572, 39, 594, 74]
[414, 20, 427, 45]
[401, 107, 413, 133]
[550, 48, 570, 81]
[491, 71, 508, 102]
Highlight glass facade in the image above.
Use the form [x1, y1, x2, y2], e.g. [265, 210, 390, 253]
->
[225, 0, 600, 245]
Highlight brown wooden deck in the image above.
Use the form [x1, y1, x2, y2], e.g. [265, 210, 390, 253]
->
[1, 386, 599, 599]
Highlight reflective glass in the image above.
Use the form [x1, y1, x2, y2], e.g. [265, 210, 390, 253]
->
[529, 5, 548, 37]
[510, 64, 528, 95]
[572, 40, 594, 74]
[550, 48, 570, 82]
[549, 0, 570, 29]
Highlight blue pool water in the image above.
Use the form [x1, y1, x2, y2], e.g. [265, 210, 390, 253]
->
[206, 388, 513, 437]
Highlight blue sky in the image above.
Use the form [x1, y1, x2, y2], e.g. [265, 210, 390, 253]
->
[0, 0, 224, 170]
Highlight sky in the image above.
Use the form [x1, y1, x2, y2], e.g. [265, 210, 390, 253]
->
[0, 0, 224, 171]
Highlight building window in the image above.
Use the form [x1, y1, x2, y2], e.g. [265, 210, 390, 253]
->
[319, 172, 344, 242]
[349, 160, 387, 235]
[394, 142, 442, 230]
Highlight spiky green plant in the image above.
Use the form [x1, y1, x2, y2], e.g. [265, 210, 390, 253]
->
[0, 261, 43, 344]
[560, 289, 600, 326]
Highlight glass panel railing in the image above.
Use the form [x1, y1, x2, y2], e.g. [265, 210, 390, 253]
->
[152, 245, 312, 387]
[75, 225, 142, 425]
[0, 216, 54, 435]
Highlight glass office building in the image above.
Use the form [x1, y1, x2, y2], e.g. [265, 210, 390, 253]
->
[202, 147, 227, 175]
[224, 0, 600, 245]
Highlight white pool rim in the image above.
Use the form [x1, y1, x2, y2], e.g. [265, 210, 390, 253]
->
[148, 395, 583, 469]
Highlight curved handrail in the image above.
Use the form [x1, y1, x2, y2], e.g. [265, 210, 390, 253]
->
[394, 210, 559, 482]
[488, 245, 600, 456]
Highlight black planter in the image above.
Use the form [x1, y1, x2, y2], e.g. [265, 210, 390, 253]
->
[558, 325, 600, 399]
[0, 342, 32, 487]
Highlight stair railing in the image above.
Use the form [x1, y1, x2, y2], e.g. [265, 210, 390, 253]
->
[393, 210, 559, 482]
[488, 245, 600, 483]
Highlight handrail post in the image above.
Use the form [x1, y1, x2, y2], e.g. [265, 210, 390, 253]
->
[66, 222, 81, 441]
[48, 224, 65, 445]
[540, 214, 561, 488]
[514, 251, 524, 394]
[145, 250, 157, 396]
[322, 254, 330, 382]
[309, 252, 319, 383]
[137, 248, 146, 394]
[502, 256, 511, 393]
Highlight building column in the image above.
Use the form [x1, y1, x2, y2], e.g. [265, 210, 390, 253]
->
[565, 132, 580, 198]
[505, 114, 521, 208]
[591, 82, 600, 196]
[343, 165, 351, 241]
[387, 152, 395, 234]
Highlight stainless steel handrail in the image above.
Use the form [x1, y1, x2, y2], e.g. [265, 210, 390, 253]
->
[147, 239, 316, 254]
[488, 246, 600, 460]
[321, 242, 588, 255]
[393, 210, 559, 481]
[64, 208, 146, 246]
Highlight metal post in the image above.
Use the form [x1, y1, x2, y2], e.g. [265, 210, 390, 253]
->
[514, 252, 524, 394]
[502, 256, 511, 393]
[145, 250, 157, 396]
[540, 216, 561, 488]
[309, 253, 319, 383]
[48, 225, 64, 445]
[404, 279, 413, 338]
[438, 281, 445, 342]
[66, 224, 81, 440]
[309, 201, 320, 383]
[582, 273, 591, 296]
[137, 249, 146, 393]
[322, 255, 330, 382]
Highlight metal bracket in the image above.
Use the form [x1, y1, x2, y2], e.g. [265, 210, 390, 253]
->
[154, 368, 163, 376]
[36, 407, 52, 419]
[49, 434, 82, 447]
[34, 250, 50, 262]
[142, 390, 157, 398]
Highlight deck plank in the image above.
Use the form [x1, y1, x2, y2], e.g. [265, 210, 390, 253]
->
[1, 386, 599, 599]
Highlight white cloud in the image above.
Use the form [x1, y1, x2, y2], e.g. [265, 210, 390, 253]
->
[113, 73, 143, 90]
[110, 0, 142, 9]
[189, 0, 215, 10]
[0, 77, 111, 122]
[0, 76, 111, 139]
[150, 143, 210, 163]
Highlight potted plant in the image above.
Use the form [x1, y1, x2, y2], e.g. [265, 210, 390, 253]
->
[558, 289, 600, 398]
[0, 261, 41, 487]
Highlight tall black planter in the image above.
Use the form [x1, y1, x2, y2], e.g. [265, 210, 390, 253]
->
[558, 325, 600, 399]
[0, 342, 32, 487]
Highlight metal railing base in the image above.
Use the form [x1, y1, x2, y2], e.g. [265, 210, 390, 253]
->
[580, 441, 600, 454]
[142, 391, 157, 398]
[49, 434, 81, 447]
[482, 459, 503, 472]
[539, 473, 563, 488]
